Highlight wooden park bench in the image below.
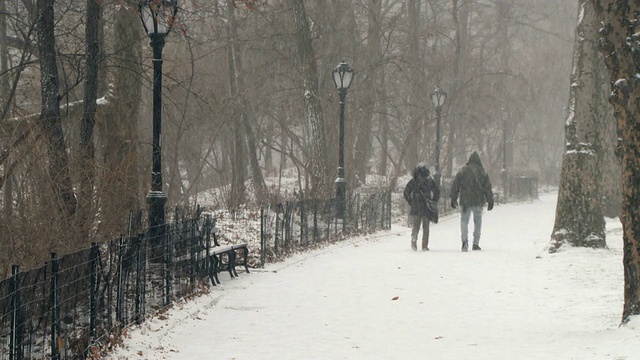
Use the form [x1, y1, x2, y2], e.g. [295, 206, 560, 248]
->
[208, 243, 250, 285]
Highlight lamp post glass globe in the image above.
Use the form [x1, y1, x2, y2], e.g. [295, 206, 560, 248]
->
[430, 87, 447, 108]
[332, 61, 354, 91]
[138, 0, 178, 36]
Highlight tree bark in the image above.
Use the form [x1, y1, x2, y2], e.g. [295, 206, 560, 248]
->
[77, 0, 101, 239]
[549, 0, 606, 253]
[1, 0, 11, 223]
[445, 0, 468, 178]
[36, 0, 77, 219]
[98, 2, 143, 236]
[405, 0, 421, 171]
[226, 1, 247, 208]
[352, 0, 382, 185]
[227, 1, 268, 204]
[593, 0, 640, 324]
[290, 0, 329, 198]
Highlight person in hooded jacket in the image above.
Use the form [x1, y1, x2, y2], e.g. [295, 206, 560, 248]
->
[403, 164, 440, 251]
[450, 151, 494, 252]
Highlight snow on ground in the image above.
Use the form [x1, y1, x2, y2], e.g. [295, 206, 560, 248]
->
[105, 193, 640, 359]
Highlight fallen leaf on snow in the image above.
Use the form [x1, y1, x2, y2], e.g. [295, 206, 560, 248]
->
[391, 296, 399, 300]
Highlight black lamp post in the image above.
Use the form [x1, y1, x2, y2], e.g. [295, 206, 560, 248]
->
[332, 61, 354, 222]
[430, 86, 447, 184]
[138, 0, 178, 235]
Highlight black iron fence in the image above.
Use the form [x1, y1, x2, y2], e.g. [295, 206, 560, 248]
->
[0, 190, 392, 359]
[259, 190, 392, 265]
[0, 208, 210, 360]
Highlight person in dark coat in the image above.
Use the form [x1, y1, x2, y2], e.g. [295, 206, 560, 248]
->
[450, 151, 494, 252]
[403, 164, 440, 251]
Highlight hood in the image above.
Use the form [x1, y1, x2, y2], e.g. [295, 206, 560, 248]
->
[466, 151, 483, 167]
[413, 164, 430, 179]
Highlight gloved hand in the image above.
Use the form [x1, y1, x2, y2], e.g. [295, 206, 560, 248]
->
[487, 199, 494, 211]
[451, 198, 458, 209]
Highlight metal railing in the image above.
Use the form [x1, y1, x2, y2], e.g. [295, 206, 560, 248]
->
[259, 190, 392, 265]
[0, 189, 392, 359]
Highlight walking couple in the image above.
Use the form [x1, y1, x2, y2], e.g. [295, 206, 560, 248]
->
[403, 151, 494, 252]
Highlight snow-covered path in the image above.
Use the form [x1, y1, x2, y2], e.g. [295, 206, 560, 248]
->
[107, 193, 640, 359]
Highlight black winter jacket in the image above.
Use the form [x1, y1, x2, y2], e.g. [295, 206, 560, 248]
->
[450, 152, 493, 208]
[403, 167, 440, 217]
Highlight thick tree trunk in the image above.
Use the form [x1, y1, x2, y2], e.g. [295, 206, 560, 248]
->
[77, 0, 101, 239]
[36, 0, 77, 219]
[549, 0, 606, 253]
[98, 3, 142, 236]
[593, 0, 640, 324]
[291, 0, 329, 198]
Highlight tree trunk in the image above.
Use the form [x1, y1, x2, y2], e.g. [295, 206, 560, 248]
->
[77, 0, 101, 239]
[405, 0, 421, 171]
[98, 3, 142, 236]
[593, 0, 640, 324]
[549, 0, 605, 253]
[227, 1, 268, 204]
[36, 0, 77, 219]
[445, 0, 468, 178]
[226, 1, 247, 209]
[290, 0, 329, 198]
[377, 68, 389, 176]
[0, 0, 11, 224]
[352, 0, 382, 184]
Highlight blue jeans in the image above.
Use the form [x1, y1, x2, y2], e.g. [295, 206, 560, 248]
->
[460, 206, 483, 245]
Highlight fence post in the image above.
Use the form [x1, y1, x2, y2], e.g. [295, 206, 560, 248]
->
[9, 265, 19, 360]
[299, 197, 305, 246]
[135, 234, 143, 325]
[89, 243, 98, 340]
[116, 235, 124, 326]
[140, 233, 147, 320]
[388, 191, 392, 229]
[380, 193, 384, 230]
[50, 253, 59, 360]
[343, 194, 348, 234]
[274, 204, 280, 257]
[165, 224, 171, 306]
[313, 201, 318, 242]
[190, 218, 196, 290]
[205, 215, 212, 279]
[284, 202, 290, 252]
[260, 207, 265, 268]
[356, 194, 360, 231]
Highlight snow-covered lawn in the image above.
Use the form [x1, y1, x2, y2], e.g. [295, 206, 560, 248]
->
[105, 193, 640, 359]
